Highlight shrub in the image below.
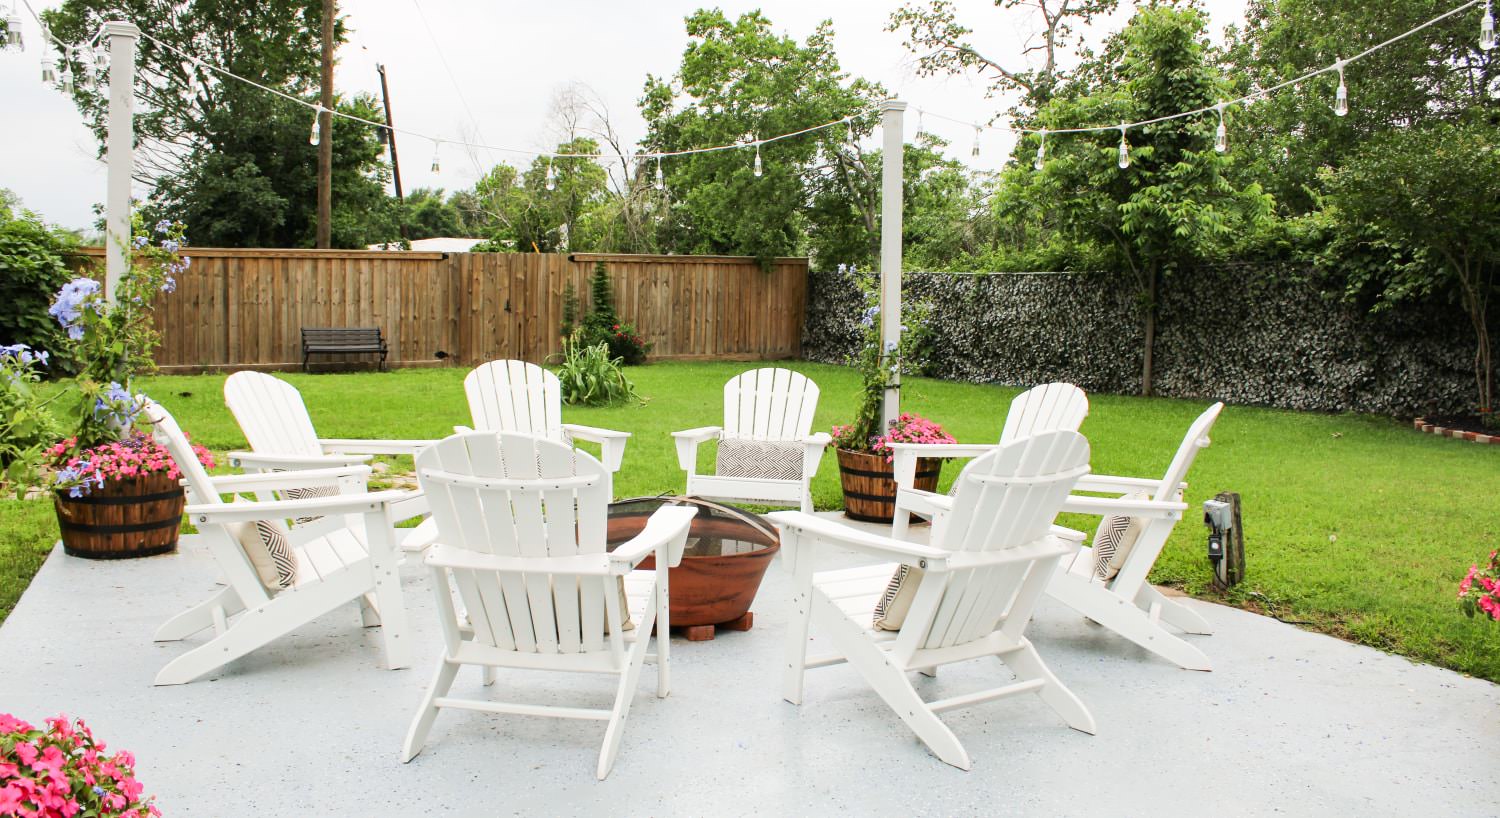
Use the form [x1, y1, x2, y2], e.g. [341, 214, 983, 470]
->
[0, 200, 77, 363]
[1459, 550, 1500, 622]
[554, 331, 641, 407]
[578, 262, 649, 365]
[0, 712, 159, 816]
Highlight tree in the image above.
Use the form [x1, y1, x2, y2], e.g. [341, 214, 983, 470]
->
[44, 0, 396, 248]
[401, 189, 466, 240]
[1009, 3, 1273, 394]
[1227, 0, 1497, 215]
[1321, 121, 1500, 420]
[0, 197, 77, 360]
[887, 0, 1119, 109]
[641, 10, 883, 265]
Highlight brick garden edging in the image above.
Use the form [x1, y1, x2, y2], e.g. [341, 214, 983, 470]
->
[1412, 418, 1500, 444]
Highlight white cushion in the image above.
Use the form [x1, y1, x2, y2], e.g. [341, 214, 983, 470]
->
[872, 564, 923, 631]
[225, 499, 297, 590]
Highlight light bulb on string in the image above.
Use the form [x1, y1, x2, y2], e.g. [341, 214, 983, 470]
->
[41, 55, 55, 84]
[915, 110, 924, 139]
[1333, 60, 1349, 117]
[1117, 125, 1130, 170]
[92, 44, 108, 76]
[654, 156, 664, 191]
[5, 8, 23, 49]
[308, 107, 322, 146]
[430, 141, 441, 174]
[59, 49, 73, 93]
[1033, 130, 1046, 171]
[753, 142, 763, 177]
[1482, 0, 1496, 50]
[1215, 103, 1228, 153]
[545, 157, 556, 191]
[971, 125, 981, 158]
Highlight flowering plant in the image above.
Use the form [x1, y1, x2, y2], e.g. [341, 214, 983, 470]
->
[0, 712, 159, 817]
[45, 434, 214, 499]
[1458, 550, 1500, 622]
[0, 345, 64, 497]
[830, 264, 935, 453]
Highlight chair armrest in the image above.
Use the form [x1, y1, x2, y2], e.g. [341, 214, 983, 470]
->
[206, 466, 372, 493]
[186, 489, 419, 524]
[608, 505, 698, 569]
[1061, 494, 1187, 520]
[452, 425, 473, 434]
[1073, 474, 1178, 495]
[766, 510, 950, 570]
[1050, 524, 1088, 544]
[895, 488, 952, 517]
[891, 442, 999, 486]
[424, 543, 614, 576]
[671, 426, 722, 473]
[944, 536, 1073, 570]
[401, 518, 438, 553]
[228, 451, 371, 471]
[319, 438, 439, 456]
[564, 424, 632, 472]
[800, 432, 831, 478]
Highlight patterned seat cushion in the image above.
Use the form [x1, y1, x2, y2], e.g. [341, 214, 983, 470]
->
[226, 498, 297, 590]
[1092, 492, 1150, 581]
[873, 564, 923, 631]
[715, 437, 804, 481]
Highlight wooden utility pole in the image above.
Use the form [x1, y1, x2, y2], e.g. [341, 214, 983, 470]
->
[315, 0, 335, 248]
[376, 63, 408, 240]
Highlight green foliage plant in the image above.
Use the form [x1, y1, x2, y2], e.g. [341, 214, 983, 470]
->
[554, 331, 641, 407]
[0, 201, 77, 361]
[827, 264, 934, 452]
[579, 262, 650, 365]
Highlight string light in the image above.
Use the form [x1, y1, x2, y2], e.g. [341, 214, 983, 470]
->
[308, 106, 322, 146]
[752, 141, 763, 177]
[1117, 124, 1130, 169]
[4, 5, 23, 49]
[654, 156, 664, 190]
[1333, 60, 1349, 116]
[1033, 129, 1046, 171]
[1482, 0, 1496, 50]
[58, 48, 72, 92]
[915, 109, 924, 139]
[971, 124, 981, 158]
[545, 157, 556, 191]
[430, 141, 441, 174]
[91, 43, 107, 76]
[41, 53, 54, 83]
[1215, 103, 1228, 153]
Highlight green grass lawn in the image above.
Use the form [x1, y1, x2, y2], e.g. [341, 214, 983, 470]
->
[3, 361, 1498, 680]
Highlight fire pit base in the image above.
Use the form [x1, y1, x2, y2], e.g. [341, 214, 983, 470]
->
[608, 496, 780, 640]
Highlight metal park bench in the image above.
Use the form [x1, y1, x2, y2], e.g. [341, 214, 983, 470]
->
[301, 327, 388, 372]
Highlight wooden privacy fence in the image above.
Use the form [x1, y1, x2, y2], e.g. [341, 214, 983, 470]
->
[74, 248, 808, 372]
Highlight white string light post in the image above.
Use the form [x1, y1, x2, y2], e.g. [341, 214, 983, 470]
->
[102, 20, 139, 302]
[879, 99, 906, 427]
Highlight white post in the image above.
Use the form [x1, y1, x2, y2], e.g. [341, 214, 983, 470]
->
[103, 21, 140, 302]
[879, 99, 906, 428]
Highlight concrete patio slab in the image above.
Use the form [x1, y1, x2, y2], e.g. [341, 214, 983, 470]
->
[2, 520, 1497, 817]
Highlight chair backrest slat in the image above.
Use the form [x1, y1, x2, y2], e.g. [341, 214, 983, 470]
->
[900, 431, 1090, 654]
[1152, 403, 1224, 501]
[464, 361, 565, 440]
[999, 382, 1089, 445]
[224, 371, 323, 457]
[416, 432, 613, 657]
[723, 368, 818, 440]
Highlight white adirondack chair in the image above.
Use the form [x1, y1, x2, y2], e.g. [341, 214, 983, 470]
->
[771, 430, 1097, 770]
[402, 431, 696, 779]
[672, 368, 831, 513]
[143, 400, 420, 685]
[463, 360, 631, 473]
[890, 382, 1088, 540]
[1047, 402, 1225, 671]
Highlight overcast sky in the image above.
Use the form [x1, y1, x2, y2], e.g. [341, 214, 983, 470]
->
[2, 0, 1248, 232]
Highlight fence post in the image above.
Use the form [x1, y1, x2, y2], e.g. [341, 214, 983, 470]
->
[103, 20, 140, 302]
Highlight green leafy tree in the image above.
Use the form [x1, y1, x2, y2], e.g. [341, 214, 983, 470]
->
[1321, 121, 1500, 420]
[401, 188, 466, 240]
[1010, 3, 1274, 394]
[0, 198, 78, 360]
[641, 10, 883, 265]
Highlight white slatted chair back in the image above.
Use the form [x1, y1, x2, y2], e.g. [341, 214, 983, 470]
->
[899, 431, 1090, 654]
[1151, 402, 1224, 501]
[722, 368, 819, 441]
[416, 431, 615, 655]
[464, 361, 565, 440]
[224, 371, 323, 457]
[999, 382, 1089, 444]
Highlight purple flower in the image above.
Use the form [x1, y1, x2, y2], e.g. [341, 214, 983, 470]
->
[132, 235, 149, 249]
[161, 275, 176, 293]
[49, 277, 100, 332]
[860, 306, 879, 328]
[154, 219, 173, 234]
[160, 238, 180, 253]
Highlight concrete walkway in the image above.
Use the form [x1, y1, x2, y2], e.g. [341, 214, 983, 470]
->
[2, 526, 1497, 817]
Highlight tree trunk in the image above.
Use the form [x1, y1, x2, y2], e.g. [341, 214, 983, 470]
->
[1141, 265, 1158, 397]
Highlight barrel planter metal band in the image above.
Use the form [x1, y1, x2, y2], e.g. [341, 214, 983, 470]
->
[835, 448, 943, 524]
[54, 472, 186, 560]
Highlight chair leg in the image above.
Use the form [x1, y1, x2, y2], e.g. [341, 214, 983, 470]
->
[891, 506, 912, 540]
[360, 593, 381, 627]
[818, 593, 971, 770]
[154, 585, 245, 642]
[1048, 573, 1212, 671]
[1001, 637, 1096, 735]
[654, 582, 670, 698]
[782, 533, 815, 705]
[154, 588, 353, 685]
[598, 599, 656, 780]
[367, 521, 413, 670]
[402, 658, 460, 762]
[1136, 585, 1214, 635]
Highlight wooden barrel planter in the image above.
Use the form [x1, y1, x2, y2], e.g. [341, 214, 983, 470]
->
[53, 472, 186, 560]
[836, 448, 942, 524]
[606, 496, 779, 641]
